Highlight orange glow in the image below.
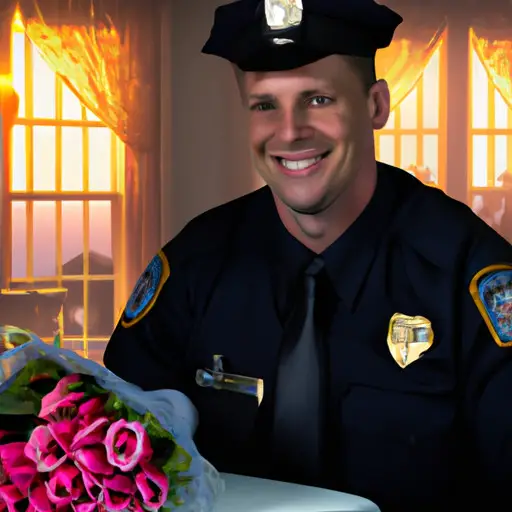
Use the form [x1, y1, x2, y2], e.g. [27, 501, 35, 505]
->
[375, 45, 442, 185]
[12, 9, 24, 33]
[10, 23, 117, 193]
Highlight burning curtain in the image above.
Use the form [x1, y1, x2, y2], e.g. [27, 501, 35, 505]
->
[376, 20, 447, 111]
[470, 28, 512, 111]
[15, 0, 163, 297]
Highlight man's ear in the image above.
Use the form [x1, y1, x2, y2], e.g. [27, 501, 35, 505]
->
[367, 79, 391, 130]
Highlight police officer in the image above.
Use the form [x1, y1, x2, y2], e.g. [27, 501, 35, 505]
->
[104, 0, 512, 510]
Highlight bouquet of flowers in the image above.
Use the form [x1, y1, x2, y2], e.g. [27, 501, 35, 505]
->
[0, 326, 223, 512]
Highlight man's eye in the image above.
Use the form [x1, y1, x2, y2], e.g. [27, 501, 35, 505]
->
[309, 96, 332, 107]
[250, 102, 275, 112]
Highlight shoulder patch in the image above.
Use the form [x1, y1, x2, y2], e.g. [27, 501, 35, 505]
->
[470, 264, 512, 347]
[121, 251, 170, 328]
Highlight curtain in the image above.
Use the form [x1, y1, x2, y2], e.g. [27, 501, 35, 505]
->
[470, 28, 512, 110]
[16, 0, 163, 297]
[376, 19, 447, 111]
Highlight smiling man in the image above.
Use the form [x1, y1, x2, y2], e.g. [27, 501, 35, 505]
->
[103, 1, 512, 510]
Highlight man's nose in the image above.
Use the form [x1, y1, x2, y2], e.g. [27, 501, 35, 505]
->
[275, 107, 312, 142]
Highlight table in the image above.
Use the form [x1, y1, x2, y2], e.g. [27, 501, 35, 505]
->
[216, 474, 380, 512]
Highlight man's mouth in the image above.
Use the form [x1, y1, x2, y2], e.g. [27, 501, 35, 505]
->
[274, 151, 330, 171]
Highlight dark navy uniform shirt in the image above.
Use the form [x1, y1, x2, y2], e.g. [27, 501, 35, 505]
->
[104, 163, 512, 511]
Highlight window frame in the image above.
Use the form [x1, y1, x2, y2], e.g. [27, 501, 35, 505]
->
[3, 25, 125, 361]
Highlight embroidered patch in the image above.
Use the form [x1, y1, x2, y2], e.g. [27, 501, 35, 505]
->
[121, 251, 170, 328]
[470, 264, 512, 347]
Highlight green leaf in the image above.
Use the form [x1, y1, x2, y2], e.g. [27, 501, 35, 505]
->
[0, 358, 66, 415]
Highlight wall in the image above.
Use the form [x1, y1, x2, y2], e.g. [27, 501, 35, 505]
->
[159, 0, 263, 245]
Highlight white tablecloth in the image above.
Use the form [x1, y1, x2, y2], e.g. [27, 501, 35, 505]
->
[215, 474, 380, 512]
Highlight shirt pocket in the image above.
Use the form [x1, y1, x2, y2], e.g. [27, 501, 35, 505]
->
[188, 381, 260, 473]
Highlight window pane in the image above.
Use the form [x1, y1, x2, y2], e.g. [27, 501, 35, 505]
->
[33, 201, 57, 278]
[472, 50, 488, 129]
[32, 45, 56, 119]
[62, 127, 83, 191]
[89, 201, 113, 274]
[401, 135, 417, 168]
[85, 108, 101, 122]
[12, 32, 26, 118]
[88, 128, 112, 191]
[61, 82, 83, 121]
[62, 202, 84, 275]
[422, 48, 440, 129]
[495, 89, 508, 129]
[11, 201, 27, 279]
[378, 135, 395, 165]
[11, 125, 26, 191]
[383, 110, 395, 130]
[400, 88, 418, 129]
[423, 135, 439, 183]
[495, 135, 508, 187]
[63, 280, 84, 336]
[33, 126, 56, 191]
[472, 135, 488, 187]
[88, 280, 114, 337]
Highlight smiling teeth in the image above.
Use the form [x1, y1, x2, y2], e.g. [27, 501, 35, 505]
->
[280, 156, 322, 170]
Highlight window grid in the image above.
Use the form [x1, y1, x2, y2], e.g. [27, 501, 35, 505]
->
[8, 29, 122, 361]
[469, 48, 512, 191]
[374, 43, 446, 190]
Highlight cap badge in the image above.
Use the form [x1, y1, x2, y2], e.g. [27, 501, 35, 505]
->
[264, 0, 303, 31]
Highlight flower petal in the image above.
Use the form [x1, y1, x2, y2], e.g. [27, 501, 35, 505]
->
[28, 479, 53, 512]
[105, 420, 152, 472]
[102, 474, 135, 511]
[79, 469, 102, 501]
[74, 447, 114, 475]
[72, 502, 98, 512]
[39, 374, 83, 419]
[47, 420, 77, 454]
[45, 463, 82, 506]
[70, 417, 109, 451]
[77, 398, 105, 419]
[134, 463, 169, 510]
[25, 426, 67, 472]
[0, 484, 24, 512]
[0, 442, 37, 492]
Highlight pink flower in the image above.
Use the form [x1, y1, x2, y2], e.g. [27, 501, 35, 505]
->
[77, 398, 105, 426]
[105, 420, 153, 472]
[39, 374, 85, 420]
[71, 418, 109, 452]
[134, 463, 169, 510]
[44, 463, 83, 507]
[102, 474, 135, 510]
[0, 484, 24, 512]
[0, 442, 37, 493]
[24, 426, 67, 472]
[28, 477, 53, 512]
[80, 470, 102, 502]
[74, 446, 113, 476]
[72, 503, 97, 512]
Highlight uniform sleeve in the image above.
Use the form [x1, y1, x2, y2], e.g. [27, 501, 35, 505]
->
[103, 246, 193, 392]
[462, 230, 512, 501]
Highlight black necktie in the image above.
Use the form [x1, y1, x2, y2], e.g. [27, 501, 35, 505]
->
[272, 257, 326, 482]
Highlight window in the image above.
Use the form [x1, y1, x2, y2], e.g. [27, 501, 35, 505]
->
[375, 45, 446, 189]
[469, 48, 512, 189]
[8, 23, 125, 363]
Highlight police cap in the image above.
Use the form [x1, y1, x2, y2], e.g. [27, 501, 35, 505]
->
[202, 0, 403, 72]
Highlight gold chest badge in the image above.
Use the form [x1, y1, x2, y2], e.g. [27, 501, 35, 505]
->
[387, 313, 434, 368]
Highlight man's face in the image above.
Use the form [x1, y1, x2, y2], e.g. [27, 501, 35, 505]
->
[242, 55, 390, 215]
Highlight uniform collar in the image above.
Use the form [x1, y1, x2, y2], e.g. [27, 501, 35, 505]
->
[265, 163, 402, 314]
